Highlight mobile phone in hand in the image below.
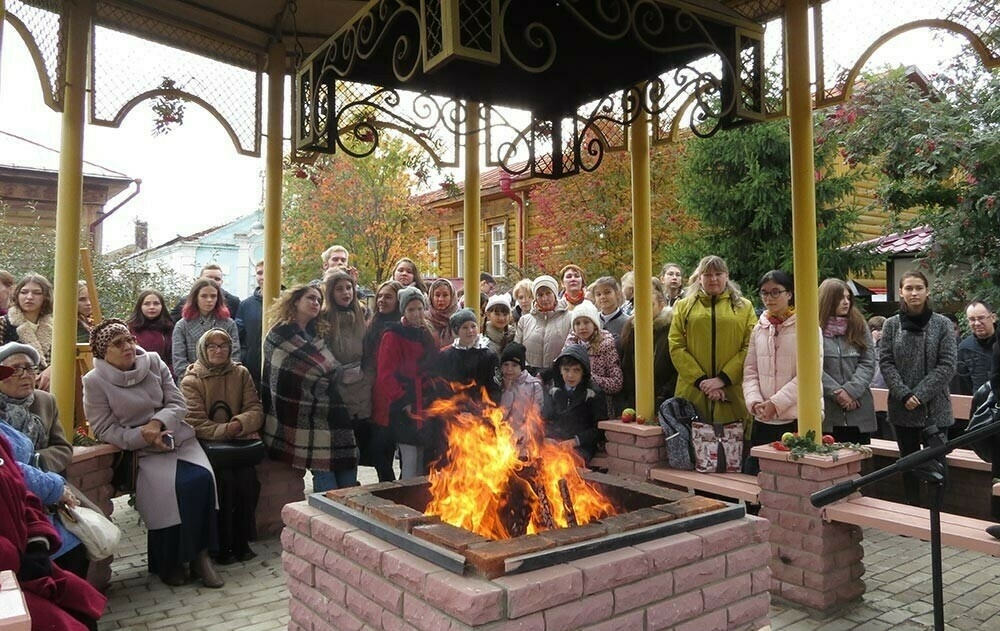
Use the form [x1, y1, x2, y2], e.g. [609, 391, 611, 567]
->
[162, 432, 175, 450]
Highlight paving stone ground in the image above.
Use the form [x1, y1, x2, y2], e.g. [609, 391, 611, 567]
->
[100, 468, 1000, 630]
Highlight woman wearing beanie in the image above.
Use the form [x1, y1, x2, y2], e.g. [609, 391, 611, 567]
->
[83, 319, 223, 588]
[879, 271, 956, 506]
[563, 300, 622, 417]
[483, 293, 515, 356]
[515, 275, 572, 377]
[372, 286, 440, 478]
[435, 308, 502, 405]
[427, 278, 458, 348]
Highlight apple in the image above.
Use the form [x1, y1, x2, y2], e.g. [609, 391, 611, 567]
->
[822, 434, 835, 445]
[636, 415, 647, 425]
[621, 408, 636, 423]
[781, 432, 796, 445]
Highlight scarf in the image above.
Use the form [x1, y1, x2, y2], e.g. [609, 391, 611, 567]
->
[823, 316, 848, 338]
[427, 304, 456, 340]
[0, 391, 45, 449]
[563, 290, 585, 306]
[900, 306, 933, 332]
[766, 306, 794, 328]
[6, 307, 54, 363]
[194, 328, 235, 377]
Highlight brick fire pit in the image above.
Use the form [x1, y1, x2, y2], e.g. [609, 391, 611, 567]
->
[281, 472, 771, 630]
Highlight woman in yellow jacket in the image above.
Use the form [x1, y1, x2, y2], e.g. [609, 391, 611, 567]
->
[669, 255, 757, 424]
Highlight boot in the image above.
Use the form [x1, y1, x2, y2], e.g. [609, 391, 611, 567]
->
[190, 549, 225, 588]
[159, 565, 187, 587]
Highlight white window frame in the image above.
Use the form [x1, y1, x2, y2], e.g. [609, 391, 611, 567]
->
[455, 230, 465, 275]
[490, 223, 506, 277]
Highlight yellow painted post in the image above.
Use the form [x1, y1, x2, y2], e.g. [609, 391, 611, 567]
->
[786, 0, 822, 441]
[463, 101, 481, 318]
[51, 0, 92, 437]
[629, 104, 654, 422]
[0, 0, 6, 88]
[262, 41, 285, 332]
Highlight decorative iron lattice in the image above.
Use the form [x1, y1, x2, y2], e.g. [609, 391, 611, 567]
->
[296, 0, 767, 179]
[725, 0, 787, 22]
[815, 0, 1000, 106]
[5, 0, 64, 110]
[90, 1, 262, 156]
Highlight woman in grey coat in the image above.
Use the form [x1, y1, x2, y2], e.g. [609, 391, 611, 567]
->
[819, 279, 876, 444]
[84, 319, 224, 588]
[878, 271, 957, 506]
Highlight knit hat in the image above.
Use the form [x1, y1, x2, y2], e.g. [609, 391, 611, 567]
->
[485, 293, 512, 313]
[532, 275, 559, 297]
[89, 318, 131, 360]
[500, 342, 526, 369]
[449, 308, 478, 333]
[571, 300, 602, 331]
[0, 342, 40, 367]
[397, 286, 427, 314]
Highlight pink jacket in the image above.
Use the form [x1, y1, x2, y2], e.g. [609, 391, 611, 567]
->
[565, 330, 623, 395]
[742, 312, 806, 423]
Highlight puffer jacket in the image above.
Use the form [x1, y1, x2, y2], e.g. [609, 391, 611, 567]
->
[879, 311, 957, 428]
[515, 300, 572, 371]
[821, 330, 876, 433]
[669, 290, 756, 423]
[743, 312, 807, 423]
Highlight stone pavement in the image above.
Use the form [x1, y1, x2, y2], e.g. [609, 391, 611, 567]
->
[100, 469, 1000, 631]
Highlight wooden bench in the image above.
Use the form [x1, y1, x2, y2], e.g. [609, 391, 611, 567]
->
[649, 469, 761, 504]
[868, 438, 991, 472]
[824, 496, 1000, 557]
[994, 482, 1000, 497]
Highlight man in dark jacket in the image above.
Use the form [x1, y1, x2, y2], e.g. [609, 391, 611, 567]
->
[236, 260, 264, 389]
[542, 344, 607, 464]
[957, 299, 996, 395]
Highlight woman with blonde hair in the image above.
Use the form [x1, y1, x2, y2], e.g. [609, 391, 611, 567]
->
[819, 278, 877, 445]
[261, 284, 358, 491]
[669, 256, 756, 424]
[511, 278, 534, 323]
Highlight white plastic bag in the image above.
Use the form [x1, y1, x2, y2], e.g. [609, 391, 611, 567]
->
[59, 505, 121, 561]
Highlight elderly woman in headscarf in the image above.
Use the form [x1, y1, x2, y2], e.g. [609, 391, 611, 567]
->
[0, 342, 92, 577]
[83, 319, 223, 589]
[180, 328, 263, 565]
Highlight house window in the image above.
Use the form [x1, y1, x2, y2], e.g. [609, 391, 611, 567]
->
[490, 223, 506, 277]
[455, 230, 465, 275]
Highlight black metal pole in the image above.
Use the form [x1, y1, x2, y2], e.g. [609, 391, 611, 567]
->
[929, 477, 945, 631]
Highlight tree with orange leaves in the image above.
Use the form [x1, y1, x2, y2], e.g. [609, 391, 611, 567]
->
[282, 134, 436, 287]
[520, 145, 696, 279]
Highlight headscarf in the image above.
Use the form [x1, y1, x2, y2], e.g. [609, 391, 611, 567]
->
[89, 318, 131, 360]
[195, 328, 235, 376]
[427, 278, 457, 336]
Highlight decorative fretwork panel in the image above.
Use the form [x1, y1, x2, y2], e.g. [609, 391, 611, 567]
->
[5, 0, 64, 110]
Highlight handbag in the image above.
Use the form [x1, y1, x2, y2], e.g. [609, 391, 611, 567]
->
[691, 420, 744, 473]
[200, 439, 267, 469]
[110, 449, 138, 494]
[59, 505, 122, 561]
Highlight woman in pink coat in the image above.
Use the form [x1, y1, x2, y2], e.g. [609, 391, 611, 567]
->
[742, 271, 802, 473]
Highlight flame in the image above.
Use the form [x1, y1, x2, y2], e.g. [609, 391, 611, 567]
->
[423, 387, 617, 540]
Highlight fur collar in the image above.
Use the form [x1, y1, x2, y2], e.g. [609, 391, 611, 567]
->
[6, 308, 54, 362]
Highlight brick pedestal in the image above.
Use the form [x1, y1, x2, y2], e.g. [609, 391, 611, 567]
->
[255, 459, 306, 537]
[597, 420, 667, 478]
[750, 445, 869, 613]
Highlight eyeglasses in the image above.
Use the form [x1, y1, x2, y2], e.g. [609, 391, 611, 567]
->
[968, 316, 993, 323]
[206, 343, 231, 352]
[5, 364, 36, 377]
[758, 289, 788, 299]
[110, 336, 138, 349]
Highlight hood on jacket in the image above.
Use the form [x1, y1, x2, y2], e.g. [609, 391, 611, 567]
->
[550, 343, 591, 387]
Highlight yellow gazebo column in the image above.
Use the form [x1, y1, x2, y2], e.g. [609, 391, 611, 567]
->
[629, 105, 654, 422]
[463, 101, 481, 318]
[262, 41, 285, 332]
[51, 0, 93, 437]
[785, 0, 822, 440]
[1, 0, 6, 87]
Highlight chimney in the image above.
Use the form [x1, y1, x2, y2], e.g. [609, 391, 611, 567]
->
[135, 220, 149, 250]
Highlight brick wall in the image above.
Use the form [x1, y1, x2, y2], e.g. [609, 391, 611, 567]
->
[282, 501, 771, 630]
[599, 421, 668, 479]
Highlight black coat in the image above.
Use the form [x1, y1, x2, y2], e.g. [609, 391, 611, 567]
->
[541, 344, 607, 459]
[435, 341, 502, 406]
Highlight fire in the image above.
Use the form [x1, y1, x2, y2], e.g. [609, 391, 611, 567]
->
[423, 387, 618, 540]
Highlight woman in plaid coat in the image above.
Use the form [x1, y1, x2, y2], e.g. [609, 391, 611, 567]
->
[261, 284, 357, 492]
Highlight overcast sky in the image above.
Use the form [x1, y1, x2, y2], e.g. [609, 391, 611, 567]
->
[0, 16, 967, 254]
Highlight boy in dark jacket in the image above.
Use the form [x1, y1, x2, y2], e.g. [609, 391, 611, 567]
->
[436, 308, 502, 405]
[542, 344, 608, 463]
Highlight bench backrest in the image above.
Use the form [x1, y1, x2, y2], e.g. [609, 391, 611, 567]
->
[870, 388, 973, 421]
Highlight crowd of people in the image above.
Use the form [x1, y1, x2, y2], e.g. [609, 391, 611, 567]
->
[2, 243, 1000, 627]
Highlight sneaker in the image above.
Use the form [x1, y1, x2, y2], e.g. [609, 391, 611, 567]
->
[986, 525, 1000, 540]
